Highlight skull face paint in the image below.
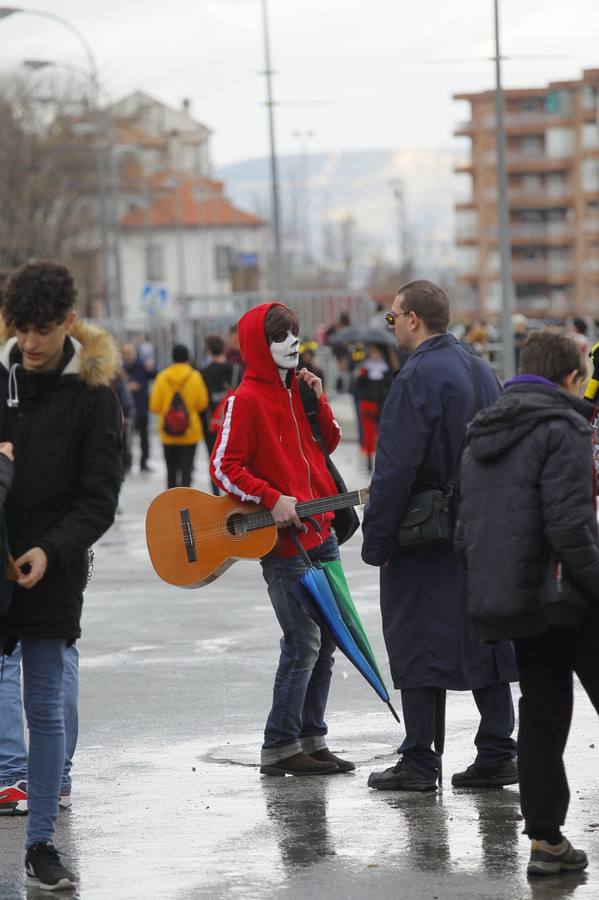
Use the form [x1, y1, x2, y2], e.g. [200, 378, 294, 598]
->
[269, 330, 300, 369]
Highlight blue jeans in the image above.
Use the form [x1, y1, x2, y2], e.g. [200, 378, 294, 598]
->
[18, 639, 67, 846]
[260, 535, 339, 764]
[0, 641, 79, 794]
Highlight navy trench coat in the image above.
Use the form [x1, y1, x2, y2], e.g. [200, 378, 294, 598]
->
[361, 334, 518, 691]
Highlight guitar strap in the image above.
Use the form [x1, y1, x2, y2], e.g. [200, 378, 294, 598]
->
[299, 380, 359, 545]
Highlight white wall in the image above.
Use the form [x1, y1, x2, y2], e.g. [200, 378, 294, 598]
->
[120, 225, 267, 319]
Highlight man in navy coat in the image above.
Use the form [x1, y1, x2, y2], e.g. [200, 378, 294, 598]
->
[362, 279, 518, 791]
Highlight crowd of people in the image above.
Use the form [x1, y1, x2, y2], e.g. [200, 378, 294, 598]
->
[0, 261, 598, 891]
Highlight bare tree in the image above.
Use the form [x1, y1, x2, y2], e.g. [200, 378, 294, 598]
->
[0, 74, 99, 313]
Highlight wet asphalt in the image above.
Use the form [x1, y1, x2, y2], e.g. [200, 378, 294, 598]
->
[1, 401, 598, 900]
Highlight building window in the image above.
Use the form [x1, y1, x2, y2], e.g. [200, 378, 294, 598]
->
[214, 245, 233, 280]
[582, 84, 598, 111]
[582, 159, 599, 193]
[145, 244, 164, 282]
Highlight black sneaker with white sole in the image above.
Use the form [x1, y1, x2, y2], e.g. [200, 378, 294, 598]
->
[25, 842, 77, 891]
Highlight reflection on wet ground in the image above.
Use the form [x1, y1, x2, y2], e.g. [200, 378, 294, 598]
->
[1, 447, 598, 899]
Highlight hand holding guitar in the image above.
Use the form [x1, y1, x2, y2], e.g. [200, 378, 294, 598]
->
[271, 495, 303, 530]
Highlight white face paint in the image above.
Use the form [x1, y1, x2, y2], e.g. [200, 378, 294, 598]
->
[269, 330, 300, 370]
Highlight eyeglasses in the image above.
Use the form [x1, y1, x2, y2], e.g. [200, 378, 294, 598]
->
[385, 311, 412, 326]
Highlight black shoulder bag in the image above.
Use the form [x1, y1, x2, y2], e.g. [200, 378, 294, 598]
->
[398, 354, 482, 549]
[299, 380, 360, 545]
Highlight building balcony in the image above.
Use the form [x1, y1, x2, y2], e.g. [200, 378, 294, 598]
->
[455, 120, 475, 136]
[482, 187, 573, 209]
[484, 222, 574, 245]
[455, 226, 480, 243]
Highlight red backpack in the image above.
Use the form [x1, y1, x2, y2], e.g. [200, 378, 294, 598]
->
[163, 374, 191, 436]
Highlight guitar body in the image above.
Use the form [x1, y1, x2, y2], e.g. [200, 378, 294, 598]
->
[145, 488, 278, 588]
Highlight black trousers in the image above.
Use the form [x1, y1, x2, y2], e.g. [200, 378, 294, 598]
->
[515, 602, 599, 836]
[135, 412, 150, 468]
[203, 430, 220, 496]
[163, 443, 196, 489]
[399, 683, 516, 775]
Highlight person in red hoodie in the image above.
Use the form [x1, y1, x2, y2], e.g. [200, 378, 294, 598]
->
[210, 302, 355, 776]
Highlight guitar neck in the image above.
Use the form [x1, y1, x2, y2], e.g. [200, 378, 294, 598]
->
[241, 488, 369, 534]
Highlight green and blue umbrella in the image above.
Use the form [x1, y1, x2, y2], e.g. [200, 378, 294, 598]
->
[293, 557, 400, 724]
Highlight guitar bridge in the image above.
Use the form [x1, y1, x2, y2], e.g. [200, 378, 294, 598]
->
[179, 508, 197, 562]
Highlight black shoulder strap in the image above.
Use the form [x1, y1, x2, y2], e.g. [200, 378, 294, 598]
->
[299, 379, 327, 455]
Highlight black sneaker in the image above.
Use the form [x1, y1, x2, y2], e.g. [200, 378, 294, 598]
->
[367, 756, 437, 792]
[451, 758, 518, 788]
[527, 837, 588, 876]
[25, 842, 77, 891]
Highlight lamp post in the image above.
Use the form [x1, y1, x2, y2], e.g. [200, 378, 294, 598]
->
[390, 179, 409, 277]
[0, 6, 113, 320]
[259, 0, 284, 299]
[292, 129, 314, 267]
[493, 0, 516, 379]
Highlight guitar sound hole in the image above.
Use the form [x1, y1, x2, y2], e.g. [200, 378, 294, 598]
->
[226, 514, 247, 537]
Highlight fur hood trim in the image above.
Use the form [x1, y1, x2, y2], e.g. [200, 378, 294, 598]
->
[0, 319, 119, 388]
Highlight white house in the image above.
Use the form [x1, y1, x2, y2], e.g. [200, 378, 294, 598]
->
[107, 92, 267, 321]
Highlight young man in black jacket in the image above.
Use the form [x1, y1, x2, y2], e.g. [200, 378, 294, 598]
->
[457, 330, 599, 877]
[0, 261, 122, 890]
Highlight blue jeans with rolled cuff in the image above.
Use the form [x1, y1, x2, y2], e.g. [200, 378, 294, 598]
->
[0, 641, 79, 797]
[260, 535, 339, 764]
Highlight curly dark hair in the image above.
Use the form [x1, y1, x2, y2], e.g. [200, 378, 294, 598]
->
[2, 260, 77, 330]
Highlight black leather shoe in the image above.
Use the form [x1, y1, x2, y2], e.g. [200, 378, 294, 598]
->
[367, 757, 437, 791]
[451, 757, 518, 788]
[260, 751, 339, 777]
[310, 748, 356, 772]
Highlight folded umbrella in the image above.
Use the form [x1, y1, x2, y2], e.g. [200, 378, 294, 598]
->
[319, 560, 386, 686]
[292, 556, 400, 724]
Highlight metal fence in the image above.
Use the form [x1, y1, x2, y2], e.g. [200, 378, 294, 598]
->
[101, 289, 377, 368]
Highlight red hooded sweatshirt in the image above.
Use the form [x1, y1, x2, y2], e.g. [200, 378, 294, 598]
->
[209, 302, 341, 556]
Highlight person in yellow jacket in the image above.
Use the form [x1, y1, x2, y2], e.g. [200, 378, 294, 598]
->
[149, 344, 209, 489]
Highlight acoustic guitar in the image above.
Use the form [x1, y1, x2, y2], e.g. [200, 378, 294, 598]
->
[145, 486, 369, 589]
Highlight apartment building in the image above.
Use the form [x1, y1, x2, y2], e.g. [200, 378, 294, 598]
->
[454, 68, 599, 318]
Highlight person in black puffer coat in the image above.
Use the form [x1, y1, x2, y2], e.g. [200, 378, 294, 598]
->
[0, 261, 122, 891]
[457, 330, 599, 878]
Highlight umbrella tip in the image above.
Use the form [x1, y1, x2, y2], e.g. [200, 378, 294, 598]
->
[386, 700, 401, 724]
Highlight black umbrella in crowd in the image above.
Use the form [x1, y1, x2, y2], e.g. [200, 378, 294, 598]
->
[328, 326, 396, 348]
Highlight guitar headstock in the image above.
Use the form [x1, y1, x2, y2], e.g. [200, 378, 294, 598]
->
[358, 486, 370, 505]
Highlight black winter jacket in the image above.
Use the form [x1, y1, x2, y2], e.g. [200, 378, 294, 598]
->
[456, 382, 599, 641]
[0, 321, 122, 644]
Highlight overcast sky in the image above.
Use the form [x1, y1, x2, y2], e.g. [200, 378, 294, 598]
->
[1, 0, 598, 166]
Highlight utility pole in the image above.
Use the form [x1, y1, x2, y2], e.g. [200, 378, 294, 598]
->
[260, 0, 285, 299]
[293, 129, 314, 267]
[390, 179, 408, 276]
[493, 0, 516, 379]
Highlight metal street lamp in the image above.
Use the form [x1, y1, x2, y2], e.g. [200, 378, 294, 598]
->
[259, 0, 284, 300]
[0, 6, 114, 320]
[493, 0, 516, 379]
[292, 129, 314, 267]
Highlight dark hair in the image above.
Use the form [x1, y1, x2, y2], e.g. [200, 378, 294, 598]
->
[264, 304, 299, 343]
[172, 343, 189, 363]
[519, 331, 585, 384]
[206, 334, 225, 356]
[3, 260, 76, 329]
[397, 279, 450, 334]
[572, 316, 587, 335]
